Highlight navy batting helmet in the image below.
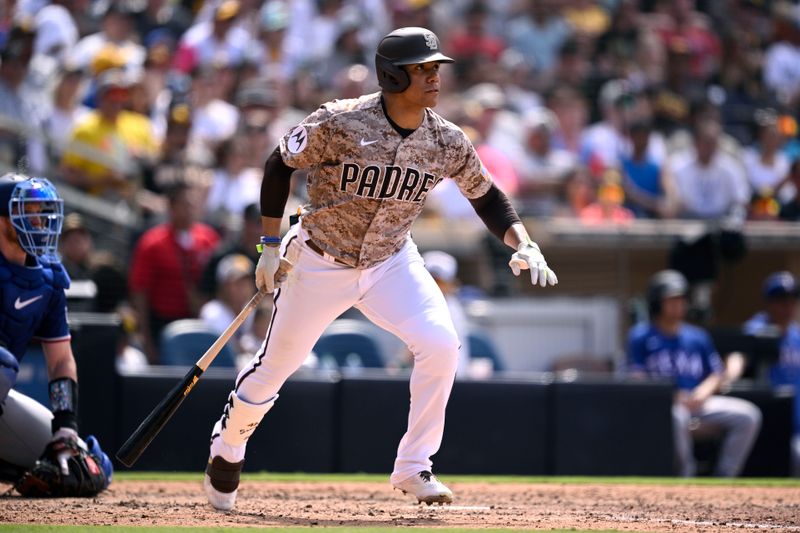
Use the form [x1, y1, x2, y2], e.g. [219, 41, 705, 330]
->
[0, 173, 64, 260]
[762, 271, 799, 299]
[375, 27, 453, 93]
[647, 269, 688, 318]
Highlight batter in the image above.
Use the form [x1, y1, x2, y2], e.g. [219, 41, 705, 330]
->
[204, 27, 558, 511]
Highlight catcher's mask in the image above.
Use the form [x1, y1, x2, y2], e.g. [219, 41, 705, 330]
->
[0, 173, 64, 261]
[375, 27, 454, 93]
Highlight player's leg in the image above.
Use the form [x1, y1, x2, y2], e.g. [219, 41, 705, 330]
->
[696, 395, 762, 477]
[356, 240, 459, 503]
[671, 402, 697, 477]
[205, 233, 361, 510]
[0, 390, 52, 482]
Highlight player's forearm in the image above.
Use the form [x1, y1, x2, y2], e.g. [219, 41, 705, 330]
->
[692, 373, 722, 402]
[261, 216, 282, 237]
[260, 147, 294, 219]
[503, 222, 532, 250]
[42, 341, 78, 382]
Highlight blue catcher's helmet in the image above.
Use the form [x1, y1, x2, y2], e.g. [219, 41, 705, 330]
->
[0, 173, 64, 260]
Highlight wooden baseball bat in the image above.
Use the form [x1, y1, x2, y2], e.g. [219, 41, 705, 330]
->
[116, 260, 290, 467]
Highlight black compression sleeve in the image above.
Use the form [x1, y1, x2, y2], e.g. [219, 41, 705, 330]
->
[260, 147, 295, 218]
[468, 184, 522, 242]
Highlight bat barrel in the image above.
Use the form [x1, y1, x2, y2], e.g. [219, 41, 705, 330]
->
[115, 365, 204, 467]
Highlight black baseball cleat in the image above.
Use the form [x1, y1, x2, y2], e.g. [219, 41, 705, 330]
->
[393, 470, 454, 505]
[204, 455, 244, 511]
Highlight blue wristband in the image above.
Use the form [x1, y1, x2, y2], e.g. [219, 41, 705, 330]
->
[257, 236, 282, 253]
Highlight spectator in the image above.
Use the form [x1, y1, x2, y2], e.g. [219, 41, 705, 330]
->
[69, 3, 145, 76]
[743, 271, 800, 475]
[620, 120, 670, 218]
[514, 107, 578, 217]
[42, 63, 89, 162]
[666, 119, 749, 221]
[205, 137, 261, 233]
[579, 172, 634, 225]
[447, 1, 505, 87]
[58, 212, 93, 280]
[628, 269, 762, 477]
[563, 0, 610, 41]
[779, 160, 800, 221]
[249, 0, 296, 83]
[60, 68, 158, 200]
[199, 253, 256, 359]
[763, 4, 800, 108]
[188, 64, 240, 150]
[173, 0, 251, 74]
[0, 26, 47, 174]
[199, 202, 262, 301]
[651, 0, 721, 81]
[128, 183, 220, 363]
[422, 250, 473, 378]
[743, 110, 792, 204]
[506, 0, 573, 77]
[30, 0, 80, 65]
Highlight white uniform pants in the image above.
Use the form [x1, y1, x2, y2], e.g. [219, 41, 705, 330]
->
[672, 395, 762, 477]
[232, 224, 460, 483]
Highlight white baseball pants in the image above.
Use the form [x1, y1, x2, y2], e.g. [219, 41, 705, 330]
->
[215, 223, 460, 483]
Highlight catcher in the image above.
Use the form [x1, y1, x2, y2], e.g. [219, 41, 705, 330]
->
[0, 173, 112, 497]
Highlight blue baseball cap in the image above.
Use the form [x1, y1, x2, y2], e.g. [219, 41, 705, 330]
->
[763, 271, 799, 299]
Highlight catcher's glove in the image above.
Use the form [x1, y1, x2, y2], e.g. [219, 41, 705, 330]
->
[15, 429, 109, 497]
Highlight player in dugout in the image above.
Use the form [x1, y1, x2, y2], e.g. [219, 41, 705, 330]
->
[203, 27, 558, 510]
[628, 270, 762, 477]
[0, 173, 112, 497]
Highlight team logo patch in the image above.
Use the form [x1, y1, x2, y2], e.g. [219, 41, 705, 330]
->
[424, 32, 438, 50]
[287, 126, 308, 154]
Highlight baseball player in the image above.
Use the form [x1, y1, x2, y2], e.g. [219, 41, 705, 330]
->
[628, 270, 761, 477]
[204, 27, 558, 510]
[0, 173, 112, 496]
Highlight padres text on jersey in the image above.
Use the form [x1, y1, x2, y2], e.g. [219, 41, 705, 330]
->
[279, 92, 492, 269]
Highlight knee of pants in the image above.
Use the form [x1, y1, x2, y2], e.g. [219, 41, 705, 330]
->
[410, 325, 460, 376]
[671, 402, 692, 427]
[736, 402, 763, 433]
[0, 347, 19, 402]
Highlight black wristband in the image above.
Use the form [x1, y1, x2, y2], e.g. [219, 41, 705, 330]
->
[49, 377, 78, 433]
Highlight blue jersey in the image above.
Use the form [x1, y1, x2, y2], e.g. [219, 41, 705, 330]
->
[0, 250, 71, 361]
[744, 312, 800, 387]
[627, 322, 724, 390]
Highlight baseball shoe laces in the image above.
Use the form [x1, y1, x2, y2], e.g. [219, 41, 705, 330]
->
[393, 470, 454, 505]
[204, 455, 244, 511]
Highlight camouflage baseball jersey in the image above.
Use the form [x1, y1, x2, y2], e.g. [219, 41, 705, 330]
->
[279, 92, 492, 269]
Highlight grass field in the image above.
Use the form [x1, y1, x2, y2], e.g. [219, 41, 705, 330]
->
[2, 473, 798, 532]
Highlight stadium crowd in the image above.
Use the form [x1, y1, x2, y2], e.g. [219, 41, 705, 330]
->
[1, 0, 800, 366]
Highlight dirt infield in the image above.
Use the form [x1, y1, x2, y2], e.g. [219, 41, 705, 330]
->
[2, 479, 799, 531]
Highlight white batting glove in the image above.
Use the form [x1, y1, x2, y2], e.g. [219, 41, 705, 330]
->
[509, 241, 558, 287]
[256, 247, 281, 293]
[51, 427, 83, 475]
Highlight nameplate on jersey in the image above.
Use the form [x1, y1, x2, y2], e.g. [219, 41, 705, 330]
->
[339, 163, 442, 203]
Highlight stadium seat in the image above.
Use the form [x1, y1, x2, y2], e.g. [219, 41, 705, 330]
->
[467, 330, 505, 371]
[312, 320, 385, 369]
[158, 319, 237, 368]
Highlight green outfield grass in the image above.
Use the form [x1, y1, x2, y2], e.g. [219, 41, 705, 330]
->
[113, 471, 800, 487]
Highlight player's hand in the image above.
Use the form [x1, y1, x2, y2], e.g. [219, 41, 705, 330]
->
[50, 428, 83, 475]
[255, 248, 294, 293]
[509, 241, 558, 287]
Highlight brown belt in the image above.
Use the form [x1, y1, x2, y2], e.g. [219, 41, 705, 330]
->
[305, 239, 350, 266]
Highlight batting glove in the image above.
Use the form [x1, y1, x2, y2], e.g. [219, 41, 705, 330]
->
[51, 427, 83, 475]
[509, 241, 558, 287]
[255, 246, 290, 293]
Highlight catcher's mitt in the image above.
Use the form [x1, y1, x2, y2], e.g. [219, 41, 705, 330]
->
[15, 434, 108, 497]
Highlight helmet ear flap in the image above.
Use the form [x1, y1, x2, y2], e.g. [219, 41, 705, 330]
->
[375, 54, 410, 93]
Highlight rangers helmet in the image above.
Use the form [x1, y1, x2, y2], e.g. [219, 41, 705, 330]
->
[375, 27, 454, 93]
[646, 269, 688, 318]
[0, 173, 64, 260]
